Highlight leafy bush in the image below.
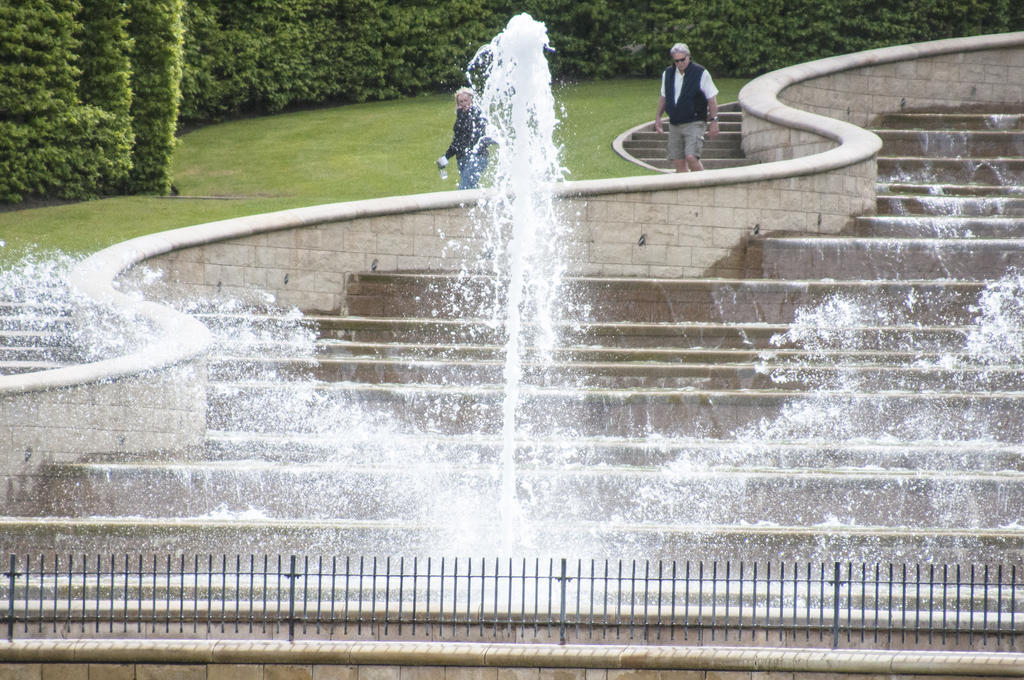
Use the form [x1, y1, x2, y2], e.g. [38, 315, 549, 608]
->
[179, 0, 506, 119]
[0, 0, 135, 202]
[2, 0, 1021, 203]
[126, 0, 184, 195]
[178, 0, 1024, 122]
[76, 0, 134, 193]
[0, 0, 179, 202]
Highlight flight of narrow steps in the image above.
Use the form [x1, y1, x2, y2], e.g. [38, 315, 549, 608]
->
[617, 102, 755, 171]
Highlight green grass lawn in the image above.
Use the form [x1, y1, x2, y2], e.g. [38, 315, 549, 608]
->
[0, 77, 745, 261]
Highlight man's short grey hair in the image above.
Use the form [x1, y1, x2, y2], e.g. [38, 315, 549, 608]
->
[455, 86, 475, 100]
[670, 43, 690, 57]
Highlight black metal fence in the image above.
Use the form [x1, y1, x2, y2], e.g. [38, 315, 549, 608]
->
[4, 554, 1021, 649]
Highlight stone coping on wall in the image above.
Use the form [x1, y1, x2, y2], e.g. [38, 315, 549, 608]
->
[740, 28, 1024, 120]
[3, 31, 1021, 405]
[0, 243, 211, 397]
[2, 640, 1024, 676]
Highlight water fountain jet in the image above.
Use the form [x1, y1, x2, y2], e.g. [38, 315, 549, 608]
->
[464, 13, 570, 549]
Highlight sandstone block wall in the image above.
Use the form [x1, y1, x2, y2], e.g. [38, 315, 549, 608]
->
[785, 44, 1024, 129]
[2, 642, 1022, 679]
[742, 36, 1024, 165]
[141, 166, 879, 315]
[0, 364, 205, 475]
[144, 205, 480, 315]
[1, 663, 1022, 680]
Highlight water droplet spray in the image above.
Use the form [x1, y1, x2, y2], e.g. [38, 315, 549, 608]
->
[470, 13, 568, 548]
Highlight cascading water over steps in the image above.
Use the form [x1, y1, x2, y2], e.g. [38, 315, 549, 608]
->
[2, 102, 1023, 563]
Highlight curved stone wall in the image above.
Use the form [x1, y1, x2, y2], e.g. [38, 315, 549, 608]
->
[741, 30, 1024, 163]
[1, 30, 1022, 470]
[0, 241, 210, 474]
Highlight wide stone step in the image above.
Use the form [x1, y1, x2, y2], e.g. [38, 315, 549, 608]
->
[624, 142, 748, 160]
[17, 460, 1024, 532]
[0, 329, 66, 348]
[639, 157, 757, 170]
[852, 215, 1024, 238]
[208, 354, 1023, 391]
[752, 236, 1024, 281]
[630, 126, 744, 141]
[0, 360, 67, 375]
[874, 129, 1024, 157]
[625, 133, 744, 149]
[626, 128, 744, 141]
[876, 194, 1024, 217]
[880, 182, 1024, 198]
[0, 301, 72, 317]
[24, 429, 987, 475]
[629, 113, 744, 138]
[301, 316, 968, 352]
[875, 112, 1024, 131]
[199, 432, 1024, 473]
[0, 326, 83, 374]
[313, 340, 974, 366]
[346, 273, 988, 325]
[211, 315, 501, 347]
[623, 140, 745, 155]
[877, 157, 1024, 185]
[0, 315, 73, 335]
[0, 345, 72, 362]
[0, 516, 1017, 563]
[204, 380, 1024, 441]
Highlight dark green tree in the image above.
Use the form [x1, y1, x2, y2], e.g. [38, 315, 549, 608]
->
[0, 0, 132, 202]
[126, 0, 184, 194]
[77, 0, 135, 193]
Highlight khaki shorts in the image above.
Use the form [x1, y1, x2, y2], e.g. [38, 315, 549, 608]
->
[666, 121, 706, 160]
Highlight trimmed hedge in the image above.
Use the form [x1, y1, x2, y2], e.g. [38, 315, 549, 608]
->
[688, 0, 1024, 75]
[178, 0, 1023, 122]
[0, 0, 183, 203]
[1, 0, 1021, 203]
[76, 0, 134, 194]
[0, 0, 101, 202]
[178, 0, 502, 120]
[126, 0, 184, 195]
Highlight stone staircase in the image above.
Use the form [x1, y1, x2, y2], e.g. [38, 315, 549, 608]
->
[748, 110, 1024, 280]
[616, 102, 755, 171]
[0, 291, 77, 375]
[3, 109, 1024, 564]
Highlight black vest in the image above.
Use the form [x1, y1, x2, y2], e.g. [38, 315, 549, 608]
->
[663, 62, 709, 124]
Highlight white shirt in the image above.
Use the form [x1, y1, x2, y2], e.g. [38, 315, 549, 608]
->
[661, 67, 719, 103]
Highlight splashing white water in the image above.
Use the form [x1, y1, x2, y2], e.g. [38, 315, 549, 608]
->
[468, 13, 569, 547]
[966, 269, 1024, 364]
[750, 270, 1024, 444]
[0, 252, 158, 371]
